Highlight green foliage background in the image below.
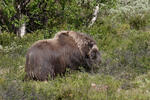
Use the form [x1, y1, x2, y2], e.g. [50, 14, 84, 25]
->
[0, 0, 150, 100]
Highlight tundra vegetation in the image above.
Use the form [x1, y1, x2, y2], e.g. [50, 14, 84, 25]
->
[0, 0, 150, 100]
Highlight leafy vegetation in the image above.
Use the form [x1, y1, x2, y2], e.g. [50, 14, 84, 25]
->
[0, 0, 150, 100]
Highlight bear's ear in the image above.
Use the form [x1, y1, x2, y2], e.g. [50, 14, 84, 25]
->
[61, 32, 69, 36]
[54, 31, 70, 39]
[57, 31, 69, 39]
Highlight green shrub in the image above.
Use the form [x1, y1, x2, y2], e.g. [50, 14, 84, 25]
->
[110, 0, 150, 30]
[0, 32, 16, 46]
[99, 30, 150, 79]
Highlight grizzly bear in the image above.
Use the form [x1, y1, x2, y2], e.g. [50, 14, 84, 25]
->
[25, 31, 101, 81]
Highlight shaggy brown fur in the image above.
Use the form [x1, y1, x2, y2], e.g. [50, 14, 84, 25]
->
[25, 31, 101, 81]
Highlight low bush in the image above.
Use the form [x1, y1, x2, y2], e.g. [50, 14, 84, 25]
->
[110, 0, 150, 30]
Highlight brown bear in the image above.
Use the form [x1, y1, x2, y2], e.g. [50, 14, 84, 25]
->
[25, 31, 101, 81]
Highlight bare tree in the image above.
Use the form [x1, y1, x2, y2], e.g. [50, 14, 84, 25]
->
[14, 0, 30, 37]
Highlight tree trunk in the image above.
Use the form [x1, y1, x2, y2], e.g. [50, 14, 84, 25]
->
[89, 4, 99, 27]
[14, 0, 30, 37]
[16, 22, 26, 37]
[0, 26, 1, 34]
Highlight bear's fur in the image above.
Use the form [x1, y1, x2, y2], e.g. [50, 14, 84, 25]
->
[25, 31, 101, 81]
